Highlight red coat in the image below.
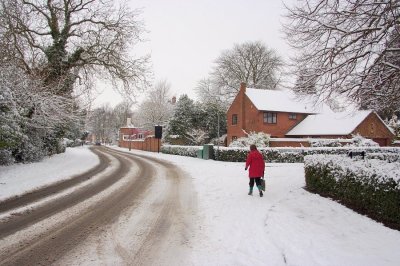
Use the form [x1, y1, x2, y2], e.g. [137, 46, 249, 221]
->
[245, 150, 265, 178]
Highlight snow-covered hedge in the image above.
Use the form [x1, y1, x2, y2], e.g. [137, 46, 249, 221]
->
[366, 152, 400, 163]
[217, 146, 400, 163]
[160, 145, 202, 157]
[304, 154, 400, 230]
[309, 139, 344, 147]
[161, 145, 400, 163]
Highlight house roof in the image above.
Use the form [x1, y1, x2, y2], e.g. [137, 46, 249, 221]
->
[245, 88, 330, 114]
[286, 110, 372, 136]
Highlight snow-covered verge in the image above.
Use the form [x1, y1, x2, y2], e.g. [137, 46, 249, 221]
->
[0, 146, 99, 201]
[1, 146, 400, 265]
[304, 154, 400, 230]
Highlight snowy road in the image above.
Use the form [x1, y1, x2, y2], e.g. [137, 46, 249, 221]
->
[1, 146, 399, 265]
[0, 147, 196, 265]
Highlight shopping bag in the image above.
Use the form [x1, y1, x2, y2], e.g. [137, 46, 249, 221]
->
[260, 178, 266, 191]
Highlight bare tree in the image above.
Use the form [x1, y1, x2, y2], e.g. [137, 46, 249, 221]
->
[0, 0, 150, 99]
[209, 41, 283, 100]
[357, 26, 400, 116]
[112, 100, 133, 128]
[284, 0, 400, 114]
[196, 78, 216, 103]
[136, 79, 174, 128]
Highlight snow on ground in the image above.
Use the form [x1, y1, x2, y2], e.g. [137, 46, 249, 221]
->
[0, 146, 99, 201]
[1, 146, 400, 266]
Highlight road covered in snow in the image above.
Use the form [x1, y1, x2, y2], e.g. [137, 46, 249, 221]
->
[0, 145, 399, 266]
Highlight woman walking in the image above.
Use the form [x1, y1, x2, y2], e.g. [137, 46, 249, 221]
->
[245, 144, 265, 197]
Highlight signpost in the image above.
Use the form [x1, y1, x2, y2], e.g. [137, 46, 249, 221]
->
[155, 126, 162, 153]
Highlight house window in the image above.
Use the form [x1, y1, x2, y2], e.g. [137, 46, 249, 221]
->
[123, 134, 135, 141]
[289, 113, 297, 120]
[232, 114, 238, 125]
[138, 133, 144, 139]
[263, 112, 277, 124]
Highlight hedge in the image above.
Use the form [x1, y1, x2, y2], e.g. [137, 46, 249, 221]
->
[305, 154, 400, 230]
[161, 145, 400, 163]
[160, 145, 201, 158]
[217, 146, 400, 163]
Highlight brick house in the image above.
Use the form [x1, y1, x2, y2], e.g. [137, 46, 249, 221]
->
[226, 83, 394, 146]
[119, 118, 160, 152]
[286, 111, 394, 146]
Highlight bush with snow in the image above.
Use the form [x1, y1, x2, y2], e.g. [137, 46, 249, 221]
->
[304, 154, 400, 230]
[310, 139, 342, 147]
[348, 134, 379, 147]
[229, 131, 270, 148]
[0, 149, 14, 165]
[387, 114, 400, 139]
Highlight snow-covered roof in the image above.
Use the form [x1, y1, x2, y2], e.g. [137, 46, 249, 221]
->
[245, 88, 330, 114]
[286, 110, 372, 136]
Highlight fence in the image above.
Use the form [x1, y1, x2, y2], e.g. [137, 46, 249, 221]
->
[118, 136, 161, 152]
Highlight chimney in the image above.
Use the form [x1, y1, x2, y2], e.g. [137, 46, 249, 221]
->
[240, 82, 246, 93]
[127, 117, 132, 127]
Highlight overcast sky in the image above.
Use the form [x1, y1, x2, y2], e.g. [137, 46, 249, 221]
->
[93, 0, 294, 107]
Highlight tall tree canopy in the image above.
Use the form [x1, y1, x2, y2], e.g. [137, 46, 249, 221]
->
[284, 0, 400, 115]
[0, 0, 150, 98]
[136, 80, 174, 128]
[203, 41, 283, 102]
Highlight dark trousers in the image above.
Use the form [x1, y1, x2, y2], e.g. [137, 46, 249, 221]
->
[249, 177, 262, 188]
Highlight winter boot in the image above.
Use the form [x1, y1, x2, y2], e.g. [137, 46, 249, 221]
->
[258, 186, 263, 197]
[248, 187, 253, 195]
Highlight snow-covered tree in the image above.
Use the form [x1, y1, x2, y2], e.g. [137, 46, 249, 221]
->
[0, 0, 150, 99]
[0, 63, 81, 164]
[199, 103, 227, 142]
[166, 95, 197, 144]
[358, 26, 400, 117]
[112, 100, 133, 131]
[349, 134, 379, 147]
[186, 128, 209, 146]
[165, 94, 227, 145]
[136, 80, 174, 129]
[284, 0, 400, 111]
[388, 114, 400, 139]
[86, 104, 116, 144]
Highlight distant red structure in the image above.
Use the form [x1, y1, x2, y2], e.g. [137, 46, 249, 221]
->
[118, 118, 160, 152]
